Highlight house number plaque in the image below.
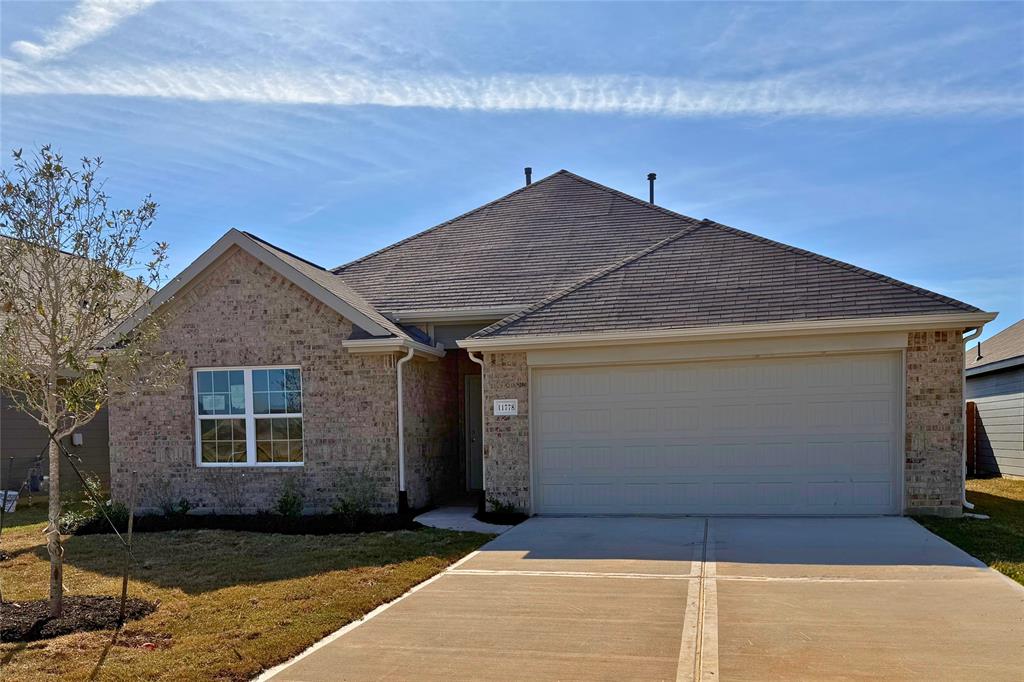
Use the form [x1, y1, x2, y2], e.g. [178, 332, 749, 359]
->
[493, 399, 518, 416]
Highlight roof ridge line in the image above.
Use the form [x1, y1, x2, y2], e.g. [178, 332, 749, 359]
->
[242, 231, 331, 272]
[331, 169, 570, 274]
[701, 219, 980, 313]
[472, 220, 709, 338]
[239, 230, 410, 340]
[558, 170, 705, 227]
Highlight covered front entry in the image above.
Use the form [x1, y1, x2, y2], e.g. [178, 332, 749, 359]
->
[464, 375, 483, 490]
[533, 352, 902, 515]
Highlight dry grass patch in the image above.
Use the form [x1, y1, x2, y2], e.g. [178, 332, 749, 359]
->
[917, 477, 1024, 586]
[0, 499, 490, 681]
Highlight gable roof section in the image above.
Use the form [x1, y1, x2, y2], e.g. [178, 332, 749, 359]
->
[966, 319, 1024, 375]
[470, 218, 986, 340]
[101, 229, 411, 348]
[241, 232, 412, 339]
[333, 170, 702, 314]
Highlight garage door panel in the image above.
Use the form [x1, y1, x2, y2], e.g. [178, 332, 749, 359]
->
[572, 409, 609, 434]
[613, 368, 664, 395]
[615, 406, 659, 432]
[534, 353, 901, 515]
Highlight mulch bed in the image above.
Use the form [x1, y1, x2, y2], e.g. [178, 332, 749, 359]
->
[475, 510, 529, 526]
[1, 596, 156, 642]
[72, 511, 422, 536]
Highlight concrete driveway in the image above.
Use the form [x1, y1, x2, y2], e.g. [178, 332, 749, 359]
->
[264, 517, 1024, 681]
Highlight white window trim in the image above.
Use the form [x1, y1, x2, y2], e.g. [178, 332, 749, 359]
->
[193, 365, 305, 468]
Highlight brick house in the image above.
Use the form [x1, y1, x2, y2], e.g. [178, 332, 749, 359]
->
[104, 170, 995, 517]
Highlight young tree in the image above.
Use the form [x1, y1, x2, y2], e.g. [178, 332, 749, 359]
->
[0, 145, 176, 617]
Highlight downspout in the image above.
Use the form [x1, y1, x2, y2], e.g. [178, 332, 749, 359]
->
[396, 346, 415, 514]
[961, 325, 986, 511]
[467, 351, 486, 514]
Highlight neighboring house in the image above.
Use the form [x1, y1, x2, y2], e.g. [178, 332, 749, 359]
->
[104, 170, 994, 517]
[0, 393, 110, 493]
[966, 320, 1024, 478]
[0, 235, 140, 493]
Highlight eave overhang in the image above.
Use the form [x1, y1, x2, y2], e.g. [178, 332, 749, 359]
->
[458, 312, 998, 352]
[99, 229, 396, 349]
[342, 337, 446, 358]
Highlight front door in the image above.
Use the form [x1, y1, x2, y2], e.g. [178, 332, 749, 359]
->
[465, 375, 483, 490]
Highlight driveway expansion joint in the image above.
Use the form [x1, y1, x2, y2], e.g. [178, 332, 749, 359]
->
[677, 518, 719, 682]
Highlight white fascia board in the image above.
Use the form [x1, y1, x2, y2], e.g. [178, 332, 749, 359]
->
[99, 229, 393, 347]
[342, 337, 446, 358]
[388, 306, 523, 324]
[457, 312, 998, 352]
[965, 355, 1024, 377]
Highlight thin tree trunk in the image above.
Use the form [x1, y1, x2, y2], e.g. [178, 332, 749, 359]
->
[46, 436, 63, 618]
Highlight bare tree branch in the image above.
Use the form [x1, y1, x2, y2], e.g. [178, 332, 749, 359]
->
[0, 145, 180, 617]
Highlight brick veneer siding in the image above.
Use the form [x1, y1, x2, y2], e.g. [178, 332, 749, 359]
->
[482, 332, 966, 516]
[108, 247, 401, 514]
[904, 329, 965, 517]
[481, 352, 531, 511]
[402, 354, 460, 509]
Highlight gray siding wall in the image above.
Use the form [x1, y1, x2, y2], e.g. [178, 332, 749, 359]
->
[966, 366, 1024, 478]
[0, 391, 111, 492]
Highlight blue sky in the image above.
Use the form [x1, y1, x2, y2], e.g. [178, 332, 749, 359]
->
[1, 1, 1022, 340]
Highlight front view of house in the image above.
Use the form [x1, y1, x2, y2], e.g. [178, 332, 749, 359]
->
[105, 170, 995, 517]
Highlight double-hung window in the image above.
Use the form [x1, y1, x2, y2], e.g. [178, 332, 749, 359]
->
[194, 366, 304, 467]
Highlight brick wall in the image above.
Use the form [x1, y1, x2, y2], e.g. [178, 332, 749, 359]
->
[904, 329, 965, 517]
[108, 247, 401, 514]
[402, 354, 460, 509]
[481, 351, 530, 511]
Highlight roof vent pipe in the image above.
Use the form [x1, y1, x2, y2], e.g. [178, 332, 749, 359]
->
[524, 167, 532, 186]
[647, 173, 656, 204]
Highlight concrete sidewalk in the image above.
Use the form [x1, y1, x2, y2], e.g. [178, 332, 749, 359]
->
[262, 517, 1024, 682]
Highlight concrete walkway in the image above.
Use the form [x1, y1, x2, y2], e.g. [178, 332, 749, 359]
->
[262, 517, 1024, 682]
[414, 505, 512, 534]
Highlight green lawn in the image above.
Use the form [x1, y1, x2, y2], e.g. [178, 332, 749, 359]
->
[917, 477, 1024, 586]
[0, 498, 491, 681]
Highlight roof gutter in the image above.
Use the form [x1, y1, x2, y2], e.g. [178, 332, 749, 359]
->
[466, 351, 487, 514]
[396, 346, 415, 513]
[961, 324, 987, 512]
[388, 306, 523, 324]
[457, 312, 998, 351]
[965, 355, 1024, 377]
[342, 337, 446, 358]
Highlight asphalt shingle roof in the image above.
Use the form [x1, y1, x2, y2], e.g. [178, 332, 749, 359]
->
[966, 319, 1024, 370]
[333, 171, 702, 313]
[244, 169, 982, 342]
[472, 218, 981, 338]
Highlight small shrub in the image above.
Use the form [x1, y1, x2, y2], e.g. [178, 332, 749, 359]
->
[487, 498, 518, 515]
[209, 472, 247, 514]
[58, 474, 130, 533]
[274, 477, 304, 518]
[476, 497, 528, 526]
[151, 479, 192, 517]
[331, 458, 381, 523]
[58, 507, 93, 534]
[161, 498, 192, 517]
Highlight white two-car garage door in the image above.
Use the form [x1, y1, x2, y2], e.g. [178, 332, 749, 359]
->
[533, 353, 902, 515]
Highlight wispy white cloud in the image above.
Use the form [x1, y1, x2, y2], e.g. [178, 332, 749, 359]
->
[10, 0, 158, 62]
[3, 60, 1020, 118]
